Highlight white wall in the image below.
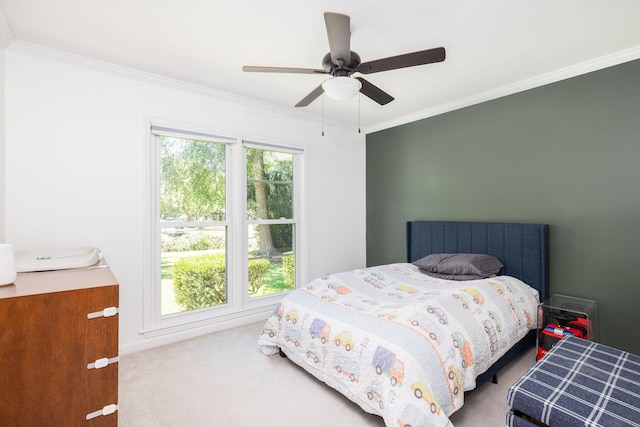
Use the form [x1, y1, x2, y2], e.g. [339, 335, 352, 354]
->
[0, 45, 5, 244]
[0, 11, 12, 243]
[4, 43, 366, 352]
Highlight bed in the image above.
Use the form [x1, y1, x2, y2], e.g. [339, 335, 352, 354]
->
[259, 221, 549, 427]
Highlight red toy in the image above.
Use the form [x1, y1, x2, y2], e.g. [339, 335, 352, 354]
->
[536, 312, 589, 360]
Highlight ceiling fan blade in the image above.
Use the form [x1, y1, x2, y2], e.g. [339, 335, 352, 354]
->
[243, 65, 326, 74]
[357, 47, 446, 74]
[295, 84, 324, 107]
[356, 77, 394, 105]
[324, 12, 351, 66]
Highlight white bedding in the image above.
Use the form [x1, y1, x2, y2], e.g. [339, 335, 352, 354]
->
[259, 263, 539, 427]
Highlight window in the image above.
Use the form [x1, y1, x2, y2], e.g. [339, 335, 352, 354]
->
[145, 125, 304, 335]
[158, 135, 228, 315]
[246, 146, 296, 298]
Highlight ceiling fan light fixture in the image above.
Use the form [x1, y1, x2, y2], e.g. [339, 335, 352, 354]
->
[322, 76, 362, 100]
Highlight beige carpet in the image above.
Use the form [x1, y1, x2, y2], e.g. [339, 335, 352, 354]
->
[118, 321, 536, 426]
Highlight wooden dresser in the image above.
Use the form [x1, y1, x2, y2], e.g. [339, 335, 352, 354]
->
[0, 262, 119, 426]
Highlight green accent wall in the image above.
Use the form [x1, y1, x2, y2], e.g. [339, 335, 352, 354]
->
[366, 59, 640, 354]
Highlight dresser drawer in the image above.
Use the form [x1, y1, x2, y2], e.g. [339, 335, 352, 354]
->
[0, 267, 119, 427]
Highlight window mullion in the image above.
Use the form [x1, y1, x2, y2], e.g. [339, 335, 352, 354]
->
[229, 140, 246, 311]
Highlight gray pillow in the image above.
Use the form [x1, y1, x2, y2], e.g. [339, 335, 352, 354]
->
[418, 270, 488, 281]
[412, 253, 503, 278]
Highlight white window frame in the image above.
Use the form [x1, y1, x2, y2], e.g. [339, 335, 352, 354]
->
[241, 140, 305, 309]
[142, 122, 306, 337]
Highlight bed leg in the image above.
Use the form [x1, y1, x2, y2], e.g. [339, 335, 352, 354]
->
[278, 348, 287, 358]
[492, 374, 498, 384]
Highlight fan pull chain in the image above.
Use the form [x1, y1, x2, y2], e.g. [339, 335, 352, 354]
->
[358, 93, 361, 134]
[321, 94, 325, 136]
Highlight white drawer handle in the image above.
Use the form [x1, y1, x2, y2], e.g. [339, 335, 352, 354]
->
[86, 403, 118, 420]
[87, 307, 119, 319]
[87, 356, 119, 370]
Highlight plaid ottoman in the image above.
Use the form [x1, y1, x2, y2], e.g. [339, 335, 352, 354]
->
[507, 336, 640, 427]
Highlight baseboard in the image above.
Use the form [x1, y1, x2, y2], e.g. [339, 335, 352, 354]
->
[119, 308, 272, 355]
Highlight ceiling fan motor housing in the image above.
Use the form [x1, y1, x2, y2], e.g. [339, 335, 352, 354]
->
[323, 51, 361, 76]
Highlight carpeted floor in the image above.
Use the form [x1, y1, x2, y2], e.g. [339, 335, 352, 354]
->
[118, 321, 536, 426]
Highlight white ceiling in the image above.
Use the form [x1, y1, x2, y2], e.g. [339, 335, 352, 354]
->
[1, 0, 640, 132]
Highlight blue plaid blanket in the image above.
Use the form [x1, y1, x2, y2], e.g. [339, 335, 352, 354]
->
[507, 336, 640, 427]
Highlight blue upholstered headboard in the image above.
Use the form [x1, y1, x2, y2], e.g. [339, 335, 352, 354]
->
[406, 221, 549, 302]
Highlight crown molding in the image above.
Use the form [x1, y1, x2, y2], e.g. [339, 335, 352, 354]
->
[9, 39, 639, 136]
[364, 45, 640, 135]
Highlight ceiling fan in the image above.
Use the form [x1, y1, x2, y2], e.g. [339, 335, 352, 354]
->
[243, 12, 446, 107]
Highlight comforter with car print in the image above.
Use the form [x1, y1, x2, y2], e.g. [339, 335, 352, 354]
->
[258, 263, 539, 427]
